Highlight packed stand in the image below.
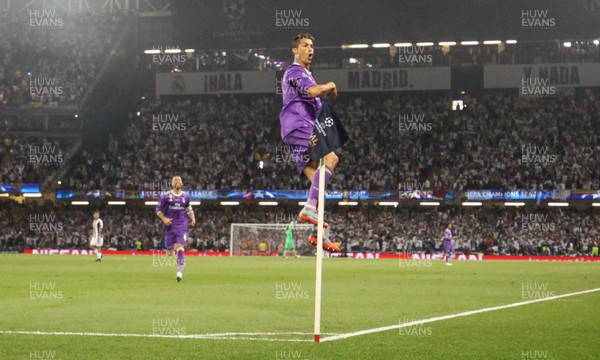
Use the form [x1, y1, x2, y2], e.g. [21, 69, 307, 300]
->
[65, 88, 600, 195]
[66, 96, 289, 191]
[439, 89, 600, 191]
[2, 201, 598, 257]
[67, 93, 436, 192]
[0, 135, 78, 188]
[0, 11, 124, 108]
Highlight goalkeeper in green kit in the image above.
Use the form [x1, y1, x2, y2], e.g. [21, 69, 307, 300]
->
[284, 221, 299, 258]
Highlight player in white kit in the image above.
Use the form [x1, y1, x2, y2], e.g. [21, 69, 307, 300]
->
[90, 210, 104, 262]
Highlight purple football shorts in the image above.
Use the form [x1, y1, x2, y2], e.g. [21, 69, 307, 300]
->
[443, 240, 454, 254]
[282, 126, 313, 176]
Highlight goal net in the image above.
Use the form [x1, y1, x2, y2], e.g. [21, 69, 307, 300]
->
[230, 223, 318, 256]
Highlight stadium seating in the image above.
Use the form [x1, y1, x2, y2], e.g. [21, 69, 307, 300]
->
[3, 201, 598, 257]
[64, 89, 600, 193]
[0, 12, 124, 108]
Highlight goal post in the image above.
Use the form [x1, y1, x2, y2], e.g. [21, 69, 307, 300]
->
[229, 223, 315, 256]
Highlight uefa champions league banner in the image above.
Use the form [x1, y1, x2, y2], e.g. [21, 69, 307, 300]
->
[53, 188, 590, 201]
[155, 67, 451, 96]
[484, 63, 600, 89]
[464, 190, 564, 201]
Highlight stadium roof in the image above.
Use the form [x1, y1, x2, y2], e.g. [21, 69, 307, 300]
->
[169, 0, 600, 49]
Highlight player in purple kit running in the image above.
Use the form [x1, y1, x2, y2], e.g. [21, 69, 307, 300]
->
[442, 223, 454, 266]
[279, 32, 339, 252]
[156, 176, 196, 282]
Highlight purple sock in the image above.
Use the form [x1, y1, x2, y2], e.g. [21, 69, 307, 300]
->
[177, 250, 184, 273]
[306, 166, 333, 207]
[445, 255, 450, 263]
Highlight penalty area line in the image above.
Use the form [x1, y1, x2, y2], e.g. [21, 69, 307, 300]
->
[320, 287, 600, 343]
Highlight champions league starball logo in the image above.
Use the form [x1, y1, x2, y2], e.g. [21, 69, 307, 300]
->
[216, 0, 262, 42]
[223, 0, 245, 21]
[324, 117, 334, 127]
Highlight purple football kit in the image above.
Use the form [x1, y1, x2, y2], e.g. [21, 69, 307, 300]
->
[279, 63, 322, 175]
[443, 228, 454, 253]
[156, 190, 192, 250]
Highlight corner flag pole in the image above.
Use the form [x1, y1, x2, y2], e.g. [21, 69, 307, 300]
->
[314, 158, 326, 343]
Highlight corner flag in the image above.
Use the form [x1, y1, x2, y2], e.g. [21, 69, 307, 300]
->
[309, 101, 349, 343]
[308, 102, 350, 161]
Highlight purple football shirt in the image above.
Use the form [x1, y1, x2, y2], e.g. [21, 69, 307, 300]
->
[279, 63, 322, 140]
[444, 228, 453, 241]
[156, 190, 192, 233]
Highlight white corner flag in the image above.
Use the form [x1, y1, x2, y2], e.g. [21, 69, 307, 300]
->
[313, 158, 326, 343]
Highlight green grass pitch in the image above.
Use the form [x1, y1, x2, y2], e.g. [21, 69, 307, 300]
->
[0, 254, 598, 359]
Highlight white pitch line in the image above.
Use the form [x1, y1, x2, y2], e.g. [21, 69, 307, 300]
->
[320, 287, 600, 342]
[5, 288, 598, 344]
[199, 332, 339, 337]
[0, 330, 320, 342]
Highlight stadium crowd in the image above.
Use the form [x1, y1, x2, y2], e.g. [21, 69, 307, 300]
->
[58, 89, 600, 195]
[1, 201, 598, 257]
[0, 12, 124, 108]
[0, 135, 78, 188]
[0, 15, 598, 259]
[436, 89, 600, 192]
